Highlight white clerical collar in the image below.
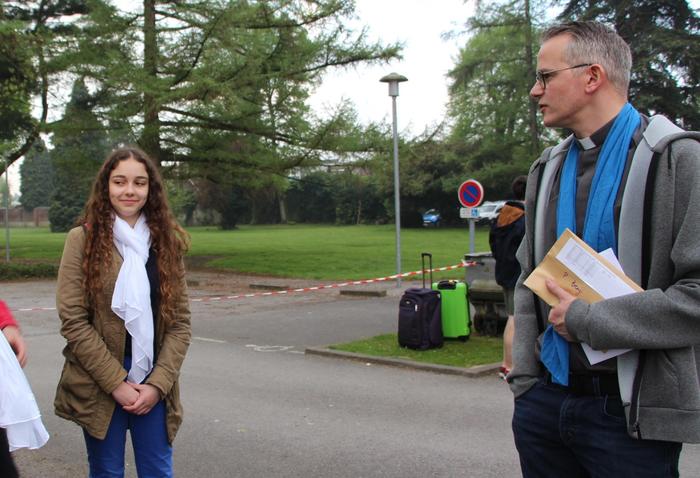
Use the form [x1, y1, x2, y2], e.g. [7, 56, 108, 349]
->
[575, 136, 596, 150]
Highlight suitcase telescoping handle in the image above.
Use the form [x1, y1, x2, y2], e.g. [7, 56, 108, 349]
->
[421, 252, 433, 289]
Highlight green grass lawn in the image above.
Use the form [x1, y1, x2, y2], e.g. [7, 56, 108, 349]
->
[330, 333, 502, 368]
[0, 228, 69, 261]
[0, 224, 491, 280]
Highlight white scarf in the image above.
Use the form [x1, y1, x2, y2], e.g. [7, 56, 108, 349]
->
[0, 332, 49, 451]
[111, 214, 154, 384]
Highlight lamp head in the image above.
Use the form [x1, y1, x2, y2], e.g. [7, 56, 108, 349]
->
[380, 72, 408, 97]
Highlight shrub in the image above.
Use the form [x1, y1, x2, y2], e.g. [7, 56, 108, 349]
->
[0, 262, 58, 280]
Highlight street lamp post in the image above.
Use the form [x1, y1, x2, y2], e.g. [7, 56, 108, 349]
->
[4, 157, 9, 262]
[380, 72, 407, 288]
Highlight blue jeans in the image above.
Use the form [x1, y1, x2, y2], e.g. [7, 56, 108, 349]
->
[84, 400, 172, 478]
[83, 356, 172, 478]
[512, 379, 681, 478]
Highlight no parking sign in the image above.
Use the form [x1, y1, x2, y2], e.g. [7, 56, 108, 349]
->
[458, 179, 484, 254]
[458, 179, 484, 208]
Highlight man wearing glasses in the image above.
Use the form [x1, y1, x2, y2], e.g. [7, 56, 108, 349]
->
[508, 21, 700, 477]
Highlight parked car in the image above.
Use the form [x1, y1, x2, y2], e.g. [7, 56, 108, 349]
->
[422, 209, 441, 227]
[476, 201, 506, 225]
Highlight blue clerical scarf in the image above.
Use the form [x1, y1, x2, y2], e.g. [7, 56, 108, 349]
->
[542, 103, 641, 386]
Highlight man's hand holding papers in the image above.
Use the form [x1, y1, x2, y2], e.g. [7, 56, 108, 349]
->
[544, 279, 576, 342]
[523, 229, 644, 364]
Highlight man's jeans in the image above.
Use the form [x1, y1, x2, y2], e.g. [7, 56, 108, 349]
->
[512, 379, 682, 478]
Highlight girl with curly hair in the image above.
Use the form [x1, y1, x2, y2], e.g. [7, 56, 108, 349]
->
[54, 146, 191, 477]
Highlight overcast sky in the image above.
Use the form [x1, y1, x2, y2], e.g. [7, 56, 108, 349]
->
[308, 0, 475, 134]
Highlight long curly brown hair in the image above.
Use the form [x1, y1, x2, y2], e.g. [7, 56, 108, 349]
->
[80, 146, 190, 324]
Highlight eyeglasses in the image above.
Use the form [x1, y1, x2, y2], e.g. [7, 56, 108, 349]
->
[535, 63, 592, 89]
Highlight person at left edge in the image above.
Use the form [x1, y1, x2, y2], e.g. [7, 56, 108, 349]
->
[1, 300, 26, 478]
[54, 146, 191, 478]
[0, 301, 26, 368]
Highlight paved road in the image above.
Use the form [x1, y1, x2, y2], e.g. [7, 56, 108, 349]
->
[6, 278, 700, 477]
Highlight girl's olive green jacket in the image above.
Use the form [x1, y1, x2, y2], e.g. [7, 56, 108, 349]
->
[54, 226, 191, 443]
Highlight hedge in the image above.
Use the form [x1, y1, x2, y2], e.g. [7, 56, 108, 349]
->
[0, 262, 59, 281]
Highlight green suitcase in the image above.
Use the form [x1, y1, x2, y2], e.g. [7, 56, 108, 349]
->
[432, 280, 470, 341]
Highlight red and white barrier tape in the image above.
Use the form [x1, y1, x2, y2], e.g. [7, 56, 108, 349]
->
[191, 260, 475, 303]
[10, 261, 476, 312]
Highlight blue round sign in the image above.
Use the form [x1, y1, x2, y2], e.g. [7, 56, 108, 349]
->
[458, 179, 484, 208]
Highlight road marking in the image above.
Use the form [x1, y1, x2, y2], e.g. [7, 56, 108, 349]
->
[188, 337, 302, 354]
[193, 336, 227, 344]
[245, 344, 294, 353]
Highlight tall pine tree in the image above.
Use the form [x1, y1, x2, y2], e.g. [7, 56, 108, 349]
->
[19, 139, 54, 211]
[48, 78, 108, 232]
[71, 1, 399, 166]
[58, 0, 400, 228]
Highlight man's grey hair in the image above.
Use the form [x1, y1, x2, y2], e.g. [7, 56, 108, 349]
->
[542, 21, 632, 96]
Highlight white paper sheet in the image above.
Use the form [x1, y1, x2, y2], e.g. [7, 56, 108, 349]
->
[556, 241, 637, 299]
[556, 241, 633, 365]
[598, 248, 622, 271]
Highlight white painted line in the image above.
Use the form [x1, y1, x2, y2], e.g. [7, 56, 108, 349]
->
[245, 344, 295, 352]
[193, 336, 227, 344]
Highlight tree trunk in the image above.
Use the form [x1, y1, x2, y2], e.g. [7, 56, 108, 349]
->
[140, 0, 161, 166]
[249, 191, 258, 225]
[278, 194, 287, 224]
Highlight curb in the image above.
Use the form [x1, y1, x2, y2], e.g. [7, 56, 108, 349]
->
[339, 289, 387, 297]
[249, 283, 289, 291]
[305, 346, 501, 378]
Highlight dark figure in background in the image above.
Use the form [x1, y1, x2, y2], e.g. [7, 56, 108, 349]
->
[489, 175, 527, 379]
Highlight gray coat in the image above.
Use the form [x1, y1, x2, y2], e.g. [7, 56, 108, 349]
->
[509, 122, 700, 443]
